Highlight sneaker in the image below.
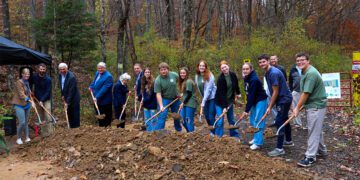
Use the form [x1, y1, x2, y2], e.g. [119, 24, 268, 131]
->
[25, 137, 31, 143]
[268, 148, 285, 157]
[250, 144, 260, 150]
[283, 141, 295, 147]
[16, 138, 23, 145]
[248, 139, 254, 145]
[316, 151, 328, 157]
[297, 157, 316, 167]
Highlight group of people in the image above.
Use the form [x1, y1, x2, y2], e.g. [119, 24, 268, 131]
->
[11, 52, 327, 167]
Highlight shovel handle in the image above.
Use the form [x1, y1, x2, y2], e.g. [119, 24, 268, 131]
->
[136, 99, 143, 120]
[276, 107, 304, 135]
[255, 113, 268, 128]
[144, 97, 181, 124]
[32, 96, 57, 124]
[89, 89, 101, 115]
[63, 101, 70, 128]
[211, 104, 232, 129]
[119, 92, 131, 120]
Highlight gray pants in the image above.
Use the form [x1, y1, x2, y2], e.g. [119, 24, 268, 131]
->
[305, 108, 327, 158]
[14, 106, 31, 139]
[291, 91, 302, 126]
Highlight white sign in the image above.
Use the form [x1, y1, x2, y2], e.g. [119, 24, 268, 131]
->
[322, 73, 341, 99]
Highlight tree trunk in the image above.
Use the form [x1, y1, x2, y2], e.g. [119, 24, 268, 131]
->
[30, 0, 37, 49]
[117, 0, 130, 77]
[164, 0, 176, 40]
[88, 0, 96, 14]
[126, 19, 137, 64]
[1, 0, 11, 39]
[100, 0, 106, 62]
[145, 0, 151, 32]
[204, 0, 215, 42]
[182, 0, 193, 50]
[41, 0, 49, 54]
[246, 0, 252, 40]
[217, 0, 225, 49]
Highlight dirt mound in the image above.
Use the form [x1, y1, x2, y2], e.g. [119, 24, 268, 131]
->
[15, 125, 311, 179]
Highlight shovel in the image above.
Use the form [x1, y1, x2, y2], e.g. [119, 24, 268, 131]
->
[275, 107, 304, 136]
[245, 113, 269, 133]
[89, 89, 106, 120]
[225, 117, 244, 130]
[29, 100, 43, 125]
[114, 91, 131, 124]
[32, 96, 58, 124]
[136, 98, 143, 121]
[132, 93, 137, 121]
[63, 101, 70, 129]
[144, 96, 181, 125]
[208, 104, 232, 130]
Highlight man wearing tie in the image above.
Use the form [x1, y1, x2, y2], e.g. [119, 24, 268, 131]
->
[58, 63, 81, 128]
[89, 62, 114, 127]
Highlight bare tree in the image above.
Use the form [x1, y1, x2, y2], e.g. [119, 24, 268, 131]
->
[100, 0, 106, 62]
[192, 0, 209, 48]
[182, 0, 193, 50]
[1, 0, 11, 39]
[164, 0, 176, 40]
[145, 0, 152, 32]
[204, 0, 215, 42]
[88, 0, 96, 14]
[116, 0, 131, 76]
[217, 0, 225, 49]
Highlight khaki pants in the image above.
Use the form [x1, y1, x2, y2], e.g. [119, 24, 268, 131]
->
[305, 108, 327, 158]
[36, 100, 54, 137]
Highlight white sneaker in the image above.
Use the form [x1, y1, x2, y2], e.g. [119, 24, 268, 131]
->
[248, 139, 254, 145]
[250, 144, 260, 150]
[16, 138, 23, 145]
[25, 137, 31, 143]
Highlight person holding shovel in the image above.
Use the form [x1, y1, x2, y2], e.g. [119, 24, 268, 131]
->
[32, 63, 53, 136]
[292, 52, 327, 167]
[178, 67, 197, 132]
[140, 67, 157, 132]
[239, 63, 268, 150]
[89, 62, 114, 127]
[133, 63, 144, 121]
[12, 68, 32, 145]
[258, 54, 293, 157]
[195, 60, 217, 134]
[214, 60, 241, 138]
[154, 62, 182, 132]
[113, 73, 131, 128]
[58, 63, 81, 128]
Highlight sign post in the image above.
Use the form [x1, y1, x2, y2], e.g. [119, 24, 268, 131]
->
[353, 52, 360, 106]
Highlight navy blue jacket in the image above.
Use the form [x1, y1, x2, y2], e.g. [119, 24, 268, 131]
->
[113, 80, 129, 107]
[135, 71, 144, 101]
[33, 73, 52, 102]
[215, 71, 241, 108]
[89, 71, 113, 106]
[288, 64, 301, 92]
[244, 70, 267, 113]
[59, 71, 80, 106]
[142, 81, 157, 110]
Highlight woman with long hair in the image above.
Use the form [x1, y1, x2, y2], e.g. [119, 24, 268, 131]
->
[240, 62, 268, 150]
[214, 60, 241, 138]
[195, 60, 217, 134]
[178, 67, 197, 132]
[12, 68, 32, 145]
[140, 67, 158, 132]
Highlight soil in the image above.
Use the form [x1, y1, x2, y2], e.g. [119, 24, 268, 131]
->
[1, 110, 359, 179]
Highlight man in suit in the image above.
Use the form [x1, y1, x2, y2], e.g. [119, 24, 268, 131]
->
[89, 62, 114, 127]
[58, 63, 81, 128]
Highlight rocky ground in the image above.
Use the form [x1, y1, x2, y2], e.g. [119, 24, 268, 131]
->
[1, 110, 359, 179]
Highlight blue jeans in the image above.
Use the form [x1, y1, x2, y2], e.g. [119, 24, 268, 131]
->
[155, 98, 182, 132]
[249, 99, 268, 146]
[214, 105, 240, 138]
[180, 106, 196, 132]
[275, 103, 292, 149]
[144, 108, 157, 132]
[14, 105, 31, 139]
[204, 99, 216, 134]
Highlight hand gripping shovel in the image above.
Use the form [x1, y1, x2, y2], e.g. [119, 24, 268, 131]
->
[63, 101, 70, 129]
[32, 96, 58, 124]
[115, 91, 132, 124]
[275, 107, 304, 136]
[29, 96, 43, 125]
[208, 104, 232, 131]
[89, 89, 106, 120]
[144, 96, 181, 125]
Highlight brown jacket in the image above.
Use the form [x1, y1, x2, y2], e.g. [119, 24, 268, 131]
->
[11, 79, 30, 106]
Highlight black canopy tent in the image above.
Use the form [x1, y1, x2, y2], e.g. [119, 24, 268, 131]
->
[0, 36, 52, 65]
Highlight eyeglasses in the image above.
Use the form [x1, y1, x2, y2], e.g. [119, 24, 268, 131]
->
[296, 58, 307, 62]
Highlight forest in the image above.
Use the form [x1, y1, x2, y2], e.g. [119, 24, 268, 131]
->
[1, 0, 360, 179]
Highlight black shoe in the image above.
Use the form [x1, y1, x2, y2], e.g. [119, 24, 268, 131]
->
[297, 157, 315, 167]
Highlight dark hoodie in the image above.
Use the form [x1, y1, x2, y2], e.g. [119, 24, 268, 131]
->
[244, 70, 267, 113]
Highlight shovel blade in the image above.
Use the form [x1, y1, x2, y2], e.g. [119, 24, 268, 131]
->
[225, 125, 240, 130]
[245, 127, 259, 133]
[96, 114, 106, 120]
[168, 112, 181, 120]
